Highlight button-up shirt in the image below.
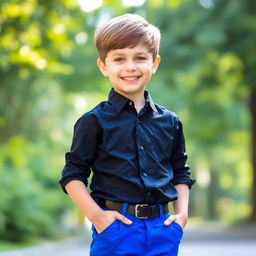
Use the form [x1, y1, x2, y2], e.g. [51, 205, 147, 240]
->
[59, 89, 195, 204]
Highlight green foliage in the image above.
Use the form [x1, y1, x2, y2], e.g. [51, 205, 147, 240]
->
[0, 0, 83, 243]
[0, 136, 69, 242]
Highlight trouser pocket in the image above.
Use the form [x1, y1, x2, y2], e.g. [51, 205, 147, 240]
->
[90, 220, 122, 256]
[92, 219, 118, 235]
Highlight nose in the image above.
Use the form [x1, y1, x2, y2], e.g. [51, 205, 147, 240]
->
[126, 60, 136, 71]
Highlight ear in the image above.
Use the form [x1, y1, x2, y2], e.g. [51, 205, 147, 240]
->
[97, 58, 108, 77]
[152, 55, 161, 74]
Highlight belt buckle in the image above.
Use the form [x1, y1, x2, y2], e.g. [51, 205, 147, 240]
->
[135, 204, 149, 219]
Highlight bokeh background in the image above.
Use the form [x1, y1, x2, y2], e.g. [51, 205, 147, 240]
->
[0, 0, 256, 252]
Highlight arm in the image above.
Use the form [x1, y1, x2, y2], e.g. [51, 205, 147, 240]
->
[65, 180, 132, 234]
[164, 117, 194, 228]
[170, 118, 195, 188]
[164, 184, 189, 228]
[59, 114, 132, 233]
[59, 114, 97, 193]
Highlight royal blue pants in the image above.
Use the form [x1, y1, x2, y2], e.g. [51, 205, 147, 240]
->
[90, 203, 183, 256]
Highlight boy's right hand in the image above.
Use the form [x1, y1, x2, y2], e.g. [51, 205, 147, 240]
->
[91, 209, 132, 234]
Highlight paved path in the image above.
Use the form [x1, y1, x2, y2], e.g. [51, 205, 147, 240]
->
[1, 238, 255, 256]
[0, 238, 90, 256]
[0, 223, 255, 256]
[180, 241, 256, 256]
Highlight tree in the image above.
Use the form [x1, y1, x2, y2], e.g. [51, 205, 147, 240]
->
[0, 0, 87, 241]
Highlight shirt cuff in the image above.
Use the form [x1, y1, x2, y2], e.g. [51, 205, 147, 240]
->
[59, 176, 88, 194]
[172, 178, 196, 189]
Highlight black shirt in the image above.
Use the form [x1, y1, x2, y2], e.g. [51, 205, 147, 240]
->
[59, 89, 195, 204]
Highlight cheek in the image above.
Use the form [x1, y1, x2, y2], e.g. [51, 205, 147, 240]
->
[108, 66, 120, 75]
[143, 67, 154, 76]
[141, 63, 154, 71]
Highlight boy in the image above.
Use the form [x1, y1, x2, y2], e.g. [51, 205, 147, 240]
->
[59, 14, 195, 256]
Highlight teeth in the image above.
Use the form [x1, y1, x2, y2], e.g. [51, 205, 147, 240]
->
[122, 76, 138, 80]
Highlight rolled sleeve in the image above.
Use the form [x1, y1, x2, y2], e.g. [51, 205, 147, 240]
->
[171, 117, 195, 189]
[59, 113, 99, 194]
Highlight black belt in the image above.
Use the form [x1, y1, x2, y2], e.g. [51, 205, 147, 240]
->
[100, 200, 169, 219]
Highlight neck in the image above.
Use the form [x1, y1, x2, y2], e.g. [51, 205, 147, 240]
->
[126, 92, 145, 113]
[114, 89, 146, 113]
[134, 97, 145, 113]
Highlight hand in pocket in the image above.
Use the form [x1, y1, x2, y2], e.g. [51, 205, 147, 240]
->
[92, 209, 132, 234]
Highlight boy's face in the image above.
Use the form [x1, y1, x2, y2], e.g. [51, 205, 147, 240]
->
[97, 44, 160, 99]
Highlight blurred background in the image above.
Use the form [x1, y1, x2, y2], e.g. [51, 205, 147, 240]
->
[0, 0, 256, 254]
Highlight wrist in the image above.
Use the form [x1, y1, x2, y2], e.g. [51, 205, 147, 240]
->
[175, 213, 188, 222]
[179, 213, 188, 219]
[179, 214, 188, 221]
[173, 213, 188, 228]
[87, 207, 103, 222]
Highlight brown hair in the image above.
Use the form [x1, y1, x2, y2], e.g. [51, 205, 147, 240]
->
[94, 14, 161, 62]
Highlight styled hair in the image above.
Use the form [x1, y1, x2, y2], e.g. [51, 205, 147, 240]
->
[94, 14, 161, 62]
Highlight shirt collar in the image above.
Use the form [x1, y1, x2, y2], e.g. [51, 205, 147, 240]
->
[108, 88, 129, 113]
[144, 90, 157, 112]
[108, 88, 157, 113]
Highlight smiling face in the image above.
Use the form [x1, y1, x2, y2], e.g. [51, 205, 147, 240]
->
[97, 44, 160, 99]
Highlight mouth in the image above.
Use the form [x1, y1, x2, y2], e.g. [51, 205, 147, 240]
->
[121, 75, 141, 82]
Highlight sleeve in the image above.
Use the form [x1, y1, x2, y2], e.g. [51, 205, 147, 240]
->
[171, 116, 195, 189]
[59, 113, 100, 194]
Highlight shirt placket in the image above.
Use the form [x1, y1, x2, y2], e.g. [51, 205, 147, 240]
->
[135, 105, 153, 201]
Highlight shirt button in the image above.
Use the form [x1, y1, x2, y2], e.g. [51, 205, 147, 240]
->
[142, 172, 147, 177]
[128, 101, 133, 106]
[137, 119, 140, 124]
[139, 146, 144, 150]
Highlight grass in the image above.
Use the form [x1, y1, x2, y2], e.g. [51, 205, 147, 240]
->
[0, 228, 89, 252]
[0, 238, 42, 252]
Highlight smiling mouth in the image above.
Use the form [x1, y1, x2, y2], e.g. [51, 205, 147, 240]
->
[121, 76, 141, 81]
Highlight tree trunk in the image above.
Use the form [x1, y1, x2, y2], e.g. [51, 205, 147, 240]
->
[208, 168, 218, 220]
[250, 89, 256, 221]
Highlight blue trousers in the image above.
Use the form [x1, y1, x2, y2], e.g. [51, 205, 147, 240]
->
[90, 203, 183, 256]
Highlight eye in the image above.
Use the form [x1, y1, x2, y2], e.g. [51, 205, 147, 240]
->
[136, 56, 147, 61]
[113, 57, 124, 62]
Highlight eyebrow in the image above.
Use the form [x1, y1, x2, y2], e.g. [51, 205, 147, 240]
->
[111, 53, 124, 57]
[111, 52, 149, 57]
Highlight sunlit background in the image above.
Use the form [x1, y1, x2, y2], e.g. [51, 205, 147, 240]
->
[0, 0, 256, 252]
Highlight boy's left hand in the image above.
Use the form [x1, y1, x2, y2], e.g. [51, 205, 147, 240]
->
[163, 214, 187, 229]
